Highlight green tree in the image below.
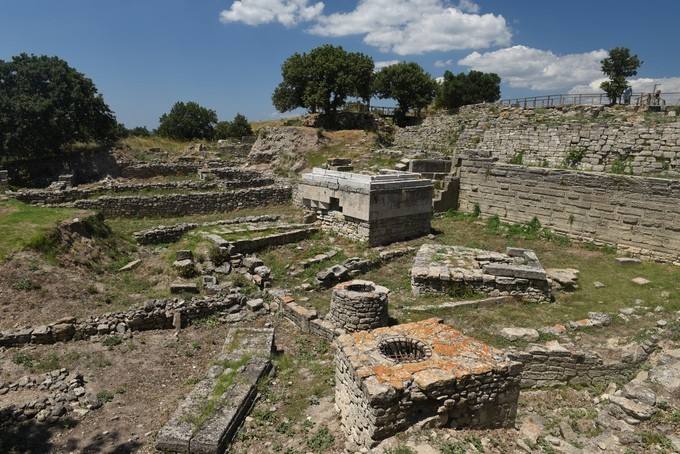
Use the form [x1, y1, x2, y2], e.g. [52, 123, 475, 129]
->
[157, 101, 217, 140]
[0, 53, 118, 161]
[272, 45, 374, 115]
[599, 47, 642, 104]
[435, 70, 501, 110]
[372, 62, 437, 124]
[128, 126, 151, 137]
[214, 113, 253, 140]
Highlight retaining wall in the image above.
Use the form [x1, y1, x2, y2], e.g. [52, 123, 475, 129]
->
[395, 104, 680, 176]
[509, 339, 656, 388]
[72, 185, 292, 217]
[458, 157, 680, 261]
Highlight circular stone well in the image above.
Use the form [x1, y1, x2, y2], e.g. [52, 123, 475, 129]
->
[327, 279, 389, 332]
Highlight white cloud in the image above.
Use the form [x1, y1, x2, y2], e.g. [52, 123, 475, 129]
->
[434, 59, 454, 68]
[457, 0, 479, 13]
[220, 0, 324, 27]
[374, 60, 400, 70]
[308, 0, 511, 55]
[459, 45, 608, 91]
[569, 77, 680, 94]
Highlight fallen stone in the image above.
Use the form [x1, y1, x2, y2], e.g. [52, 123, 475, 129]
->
[118, 259, 142, 272]
[546, 268, 579, 291]
[609, 395, 656, 420]
[631, 277, 650, 286]
[500, 327, 539, 342]
[246, 299, 264, 311]
[170, 282, 199, 294]
[593, 281, 606, 288]
[616, 257, 641, 265]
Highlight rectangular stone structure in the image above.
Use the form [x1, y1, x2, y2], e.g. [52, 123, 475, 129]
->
[297, 168, 433, 246]
[335, 318, 522, 449]
[156, 327, 274, 453]
[411, 244, 551, 302]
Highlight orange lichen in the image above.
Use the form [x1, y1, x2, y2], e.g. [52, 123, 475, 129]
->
[355, 319, 505, 387]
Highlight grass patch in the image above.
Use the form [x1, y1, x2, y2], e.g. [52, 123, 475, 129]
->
[0, 200, 86, 260]
[186, 354, 252, 431]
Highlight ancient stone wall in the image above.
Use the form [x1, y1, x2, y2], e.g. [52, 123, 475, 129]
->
[117, 161, 201, 179]
[71, 185, 292, 217]
[458, 157, 680, 262]
[395, 104, 680, 177]
[0, 293, 245, 348]
[509, 339, 656, 388]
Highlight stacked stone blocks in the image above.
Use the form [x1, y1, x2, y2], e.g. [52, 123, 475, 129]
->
[411, 244, 552, 302]
[334, 318, 522, 448]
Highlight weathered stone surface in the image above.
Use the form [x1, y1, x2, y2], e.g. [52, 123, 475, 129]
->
[326, 280, 389, 333]
[297, 168, 433, 246]
[500, 327, 540, 342]
[458, 156, 680, 263]
[335, 318, 521, 448]
[411, 244, 551, 302]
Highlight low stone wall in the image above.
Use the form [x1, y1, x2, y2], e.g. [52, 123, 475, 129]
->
[228, 227, 317, 254]
[133, 215, 280, 245]
[72, 185, 292, 217]
[0, 293, 245, 348]
[509, 339, 657, 388]
[118, 161, 201, 179]
[458, 157, 680, 262]
[394, 104, 680, 177]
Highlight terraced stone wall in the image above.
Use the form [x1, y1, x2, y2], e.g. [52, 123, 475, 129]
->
[72, 185, 292, 217]
[458, 157, 680, 262]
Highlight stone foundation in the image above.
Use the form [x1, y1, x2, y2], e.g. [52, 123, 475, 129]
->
[326, 280, 389, 332]
[335, 318, 522, 449]
[297, 168, 432, 246]
[72, 185, 291, 217]
[411, 244, 552, 302]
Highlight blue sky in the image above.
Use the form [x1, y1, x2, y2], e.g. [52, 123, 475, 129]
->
[2, 0, 679, 128]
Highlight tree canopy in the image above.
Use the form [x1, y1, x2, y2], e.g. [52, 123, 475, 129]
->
[599, 47, 642, 104]
[214, 113, 253, 140]
[272, 45, 374, 115]
[373, 62, 437, 124]
[0, 53, 118, 161]
[157, 101, 217, 140]
[435, 70, 501, 110]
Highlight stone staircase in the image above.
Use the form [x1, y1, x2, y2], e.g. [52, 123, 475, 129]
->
[395, 158, 459, 212]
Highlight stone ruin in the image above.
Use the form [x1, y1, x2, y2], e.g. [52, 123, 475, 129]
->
[0, 169, 8, 191]
[326, 280, 389, 333]
[297, 168, 433, 246]
[411, 244, 552, 302]
[334, 318, 522, 449]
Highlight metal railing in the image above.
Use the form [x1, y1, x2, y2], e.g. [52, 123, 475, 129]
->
[341, 103, 417, 117]
[498, 92, 680, 108]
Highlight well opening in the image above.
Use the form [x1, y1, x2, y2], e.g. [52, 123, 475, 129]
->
[378, 337, 431, 363]
[346, 283, 375, 293]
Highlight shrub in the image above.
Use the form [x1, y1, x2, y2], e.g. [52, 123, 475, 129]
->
[214, 113, 253, 140]
[12, 277, 40, 291]
[157, 101, 217, 140]
[96, 390, 115, 403]
[509, 151, 524, 165]
[102, 335, 123, 347]
[610, 156, 632, 174]
[208, 246, 229, 266]
[306, 426, 334, 451]
[564, 149, 587, 168]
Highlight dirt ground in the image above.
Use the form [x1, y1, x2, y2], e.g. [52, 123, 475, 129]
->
[0, 323, 236, 453]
